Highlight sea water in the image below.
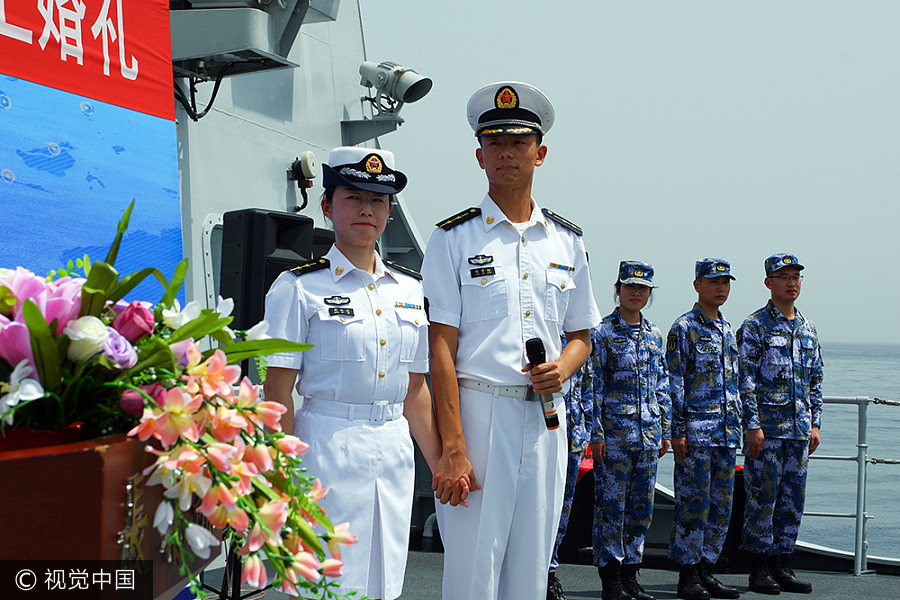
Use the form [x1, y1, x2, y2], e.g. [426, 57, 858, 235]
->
[656, 341, 900, 559]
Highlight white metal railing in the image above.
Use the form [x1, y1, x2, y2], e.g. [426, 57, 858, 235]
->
[803, 396, 900, 575]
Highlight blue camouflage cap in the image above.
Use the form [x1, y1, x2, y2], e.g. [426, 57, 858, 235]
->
[695, 258, 735, 280]
[765, 253, 805, 276]
[618, 260, 658, 287]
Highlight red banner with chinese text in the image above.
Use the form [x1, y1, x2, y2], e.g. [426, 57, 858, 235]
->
[0, 0, 173, 121]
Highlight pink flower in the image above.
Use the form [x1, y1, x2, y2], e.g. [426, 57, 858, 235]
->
[0, 320, 36, 376]
[210, 406, 249, 442]
[242, 553, 268, 588]
[247, 500, 288, 552]
[189, 349, 240, 399]
[119, 388, 145, 417]
[275, 435, 309, 456]
[320, 558, 343, 578]
[245, 442, 274, 472]
[254, 401, 287, 431]
[112, 300, 155, 343]
[206, 442, 238, 472]
[325, 522, 357, 560]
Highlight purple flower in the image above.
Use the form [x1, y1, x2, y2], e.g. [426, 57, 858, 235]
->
[103, 327, 138, 369]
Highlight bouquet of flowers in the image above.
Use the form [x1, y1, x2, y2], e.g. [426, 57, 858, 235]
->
[0, 202, 357, 598]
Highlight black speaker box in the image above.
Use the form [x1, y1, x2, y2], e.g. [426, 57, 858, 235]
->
[220, 209, 328, 332]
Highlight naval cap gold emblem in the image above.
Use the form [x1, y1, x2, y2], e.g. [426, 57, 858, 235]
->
[365, 155, 383, 174]
[495, 86, 518, 109]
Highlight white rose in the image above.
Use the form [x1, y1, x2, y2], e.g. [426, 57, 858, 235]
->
[64, 316, 110, 362]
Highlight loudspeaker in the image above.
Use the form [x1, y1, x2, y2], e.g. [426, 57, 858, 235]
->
[220, 209, 331, 333]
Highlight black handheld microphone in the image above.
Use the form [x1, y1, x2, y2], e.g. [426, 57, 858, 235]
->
[525, 337, 561, 430]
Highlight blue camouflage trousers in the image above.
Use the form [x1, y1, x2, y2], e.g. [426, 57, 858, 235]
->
[740, 437, 809, 555]
[669, 446, 736, 565]
[550, 450, 583, 569]
[592, 448, 659, 567]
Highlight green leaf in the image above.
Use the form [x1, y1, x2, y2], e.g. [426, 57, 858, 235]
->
[79, 261, 119, 317]
[158, 258, 189, 310]
[22, 300, 61, 393]
[105, 199, 134, 265]
[167, 310, 233, 344]
[125, 337, 176, 378]
[108, 267, 169, 305]
[217, 339, 311, 364]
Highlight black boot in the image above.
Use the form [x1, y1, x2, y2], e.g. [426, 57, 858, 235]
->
[547, 569, 568, 600]
[621, 563, 655, 600]
[697, 559, 739, 599]
[598, 562, 635, 600]
[677, 564, 710, 600]
[769, 554, 812, 594]
[748, 553, 781, 595]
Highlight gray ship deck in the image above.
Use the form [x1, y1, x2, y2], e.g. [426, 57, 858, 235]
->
[202, 549, 898, 600]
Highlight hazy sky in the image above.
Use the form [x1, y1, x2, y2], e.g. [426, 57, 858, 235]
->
[359, 1, 900, 345]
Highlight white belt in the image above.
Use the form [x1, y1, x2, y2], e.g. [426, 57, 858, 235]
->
[457, 378, 536, 401]
[303, 398, 404, 424]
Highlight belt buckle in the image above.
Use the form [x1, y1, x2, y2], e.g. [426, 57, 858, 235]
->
[370, 401, 388, 424]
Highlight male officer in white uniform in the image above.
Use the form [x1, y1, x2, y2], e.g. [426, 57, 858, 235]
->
[421, 81, 601, 600]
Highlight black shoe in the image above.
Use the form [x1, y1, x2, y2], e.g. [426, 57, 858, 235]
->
[697, 559, 739, 599]
[621, 563, 654, 600]
[677, 564, 711, 600]
[769, 555, 812, 594]
[598, 562, 636, 600]
[748, 553, 781, 595]
[547, 569, 568, 600]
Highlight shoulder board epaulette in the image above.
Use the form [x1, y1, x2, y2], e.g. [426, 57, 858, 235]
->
[384, 260, 422, 280]
[542, 208, 582, 236]
[436, 207, 481, 230]
[289, 258, 330, 276]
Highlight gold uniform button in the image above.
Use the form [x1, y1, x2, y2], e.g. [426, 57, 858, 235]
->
[521, 236, 525, 243]
[523, 273, 528, 279]
[378, 371, 385, 378]
[380, 339, 386, 346]
[368, 284, 375, 290]
[376, 309, 382, 316]
[481, 278, 487, 285]
[525, 310, 531, 317]
[561, 283, 566, 289]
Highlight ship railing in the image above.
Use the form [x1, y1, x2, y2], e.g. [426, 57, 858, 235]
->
[803, 396, 900, 576]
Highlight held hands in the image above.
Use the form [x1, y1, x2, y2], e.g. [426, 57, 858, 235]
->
[522, 360, 563, 395]
[432, 449, 480, 508]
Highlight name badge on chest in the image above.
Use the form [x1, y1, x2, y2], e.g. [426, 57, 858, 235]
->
[329, 307, 354, 317]
[470, 267, 496, 278]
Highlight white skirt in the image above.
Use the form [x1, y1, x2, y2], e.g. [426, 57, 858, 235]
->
[294, 409, 415, 600]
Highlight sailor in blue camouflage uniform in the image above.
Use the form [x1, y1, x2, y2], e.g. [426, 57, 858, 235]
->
[738, 253, 823, 596]
[590, 261, 671, 600]
[666, 259, 741, 600]
[547, 336, 594, 600]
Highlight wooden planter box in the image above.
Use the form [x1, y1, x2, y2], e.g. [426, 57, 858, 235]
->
[0, 434, 218, 599]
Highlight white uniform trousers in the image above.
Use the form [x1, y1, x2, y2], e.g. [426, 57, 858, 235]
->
[436, 385, 567, 600]
[296, 408, 414, 600]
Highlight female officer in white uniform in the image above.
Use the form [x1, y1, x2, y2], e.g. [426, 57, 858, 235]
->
[263, 147, 444, 600]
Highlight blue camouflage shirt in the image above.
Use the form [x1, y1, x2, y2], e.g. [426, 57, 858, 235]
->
[738, 300, 823, 440]
[666, 304, 741, 448]
[561, 336, 593, 452]
[590, 311, 671, 450]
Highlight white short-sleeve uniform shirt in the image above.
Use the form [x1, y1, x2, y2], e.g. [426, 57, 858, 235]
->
[422, 194, 600, 384]
[263, 244, 428, 600]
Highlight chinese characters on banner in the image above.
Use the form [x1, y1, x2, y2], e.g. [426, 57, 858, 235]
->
[0, 0, 172, 120]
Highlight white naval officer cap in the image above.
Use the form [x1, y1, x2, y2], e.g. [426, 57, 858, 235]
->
[322, 146, 408, 194]
[466, 81, 555, 137]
